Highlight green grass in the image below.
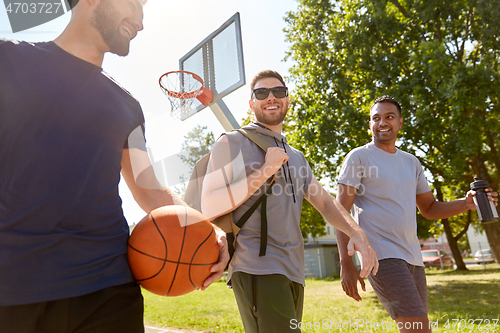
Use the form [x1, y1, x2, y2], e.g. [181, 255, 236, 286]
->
[143, 280, 241, 332]
[143, 264, 500, 332]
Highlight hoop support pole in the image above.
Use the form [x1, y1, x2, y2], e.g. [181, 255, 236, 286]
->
[209, 100, 240, 131]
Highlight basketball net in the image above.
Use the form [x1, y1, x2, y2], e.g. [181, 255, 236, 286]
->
[159, 71, 203, 119]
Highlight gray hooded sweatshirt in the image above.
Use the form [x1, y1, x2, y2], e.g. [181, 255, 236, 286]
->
[220, 123, 313, 286]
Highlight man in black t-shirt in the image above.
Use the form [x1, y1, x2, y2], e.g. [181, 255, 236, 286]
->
[0, 1, 228, 332]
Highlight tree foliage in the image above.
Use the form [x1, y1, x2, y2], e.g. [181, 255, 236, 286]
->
[179, 125, 215, 170]
[300, 197, 327, 241]
[285, 0, 500, 266]
[174, 125, 215, 197]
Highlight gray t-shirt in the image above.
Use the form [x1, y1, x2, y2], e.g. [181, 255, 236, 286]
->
[207, 123, 313, 286]
[338, 143, 431, 266]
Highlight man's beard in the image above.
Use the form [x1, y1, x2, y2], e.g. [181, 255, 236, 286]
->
[254, 105, 288, 126]
[90, 0, 130, 56]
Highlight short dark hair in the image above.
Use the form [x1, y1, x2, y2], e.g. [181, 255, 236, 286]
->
[371, 95, 402, 116]
[250, 70, 286, 94]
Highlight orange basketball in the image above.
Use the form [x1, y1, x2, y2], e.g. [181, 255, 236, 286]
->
[127, 205, 219, 296]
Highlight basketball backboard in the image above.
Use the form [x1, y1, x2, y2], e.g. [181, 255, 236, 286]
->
[178, 12, 245, 130]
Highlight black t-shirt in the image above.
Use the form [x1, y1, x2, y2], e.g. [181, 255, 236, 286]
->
[0, 39, 146, 305]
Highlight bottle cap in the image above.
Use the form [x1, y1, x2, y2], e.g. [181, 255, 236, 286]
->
[470, 177, 489, 191]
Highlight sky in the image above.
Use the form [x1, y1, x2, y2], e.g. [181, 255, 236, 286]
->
[0, 0, 300, 224]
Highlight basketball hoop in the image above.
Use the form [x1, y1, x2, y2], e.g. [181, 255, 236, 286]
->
[159, 71, 213, 119]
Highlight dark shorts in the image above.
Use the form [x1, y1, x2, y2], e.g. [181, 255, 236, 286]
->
[231, 272, 304, 333]
[0, 282, 144, 333]
[368, 259, 428, 319]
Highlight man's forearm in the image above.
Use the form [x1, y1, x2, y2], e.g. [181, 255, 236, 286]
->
[320, 195, 378, 277]
[337, 230, 355, 264]
[322, 197, 364, 239]
[134, 187, 186, 213]
[424, 198, 469, 220]
[201, 167, 272, 220]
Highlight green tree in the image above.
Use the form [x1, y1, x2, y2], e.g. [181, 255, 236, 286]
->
[174, 125, 215, 197]
[285, 0, 500, 269]
[300, 198, 327, 241]
[179, 125, 215, 170]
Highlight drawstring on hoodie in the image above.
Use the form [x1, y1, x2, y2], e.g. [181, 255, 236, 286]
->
[253, 122, 297, 203]
[273, 137, 288, 183]
[245, 123, 297, 257]
[273, 137, 297, 203]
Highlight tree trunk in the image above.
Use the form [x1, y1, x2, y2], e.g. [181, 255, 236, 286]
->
[441, 218, 468, 270]
[435, 184, 468, 270]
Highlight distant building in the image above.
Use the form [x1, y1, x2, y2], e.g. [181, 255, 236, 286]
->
[419, 234, 452, 256]
[419, 226, 492, 259]
[467, 227, 490, 255]
[303, 225, 361, 278]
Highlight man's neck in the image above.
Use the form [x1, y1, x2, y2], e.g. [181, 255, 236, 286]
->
[53, 25, 106, 67]
[255, 121, 282, 134]
[372, 139, 397, 154]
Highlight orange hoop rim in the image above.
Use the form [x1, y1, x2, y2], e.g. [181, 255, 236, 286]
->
[159, 70, 204, 99]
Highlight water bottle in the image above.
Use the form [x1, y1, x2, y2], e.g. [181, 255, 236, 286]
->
[470, 178, 499, 223]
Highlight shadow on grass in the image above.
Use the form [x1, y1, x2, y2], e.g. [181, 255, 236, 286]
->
[362, 292, 390, 318]
[341, 265, 500, 326]
[427, 279, 500, 318]
[425, 264, 500, 277]
[425, 265, 500, 327]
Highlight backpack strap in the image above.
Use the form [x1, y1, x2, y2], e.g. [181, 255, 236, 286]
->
[234, 179, 274, 256]
[235, 128, 273, 151]
[232, 127, 277, 257]
[235, 128, 277, 185]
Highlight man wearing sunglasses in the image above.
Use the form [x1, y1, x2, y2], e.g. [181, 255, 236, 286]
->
[201, 70, 378, 333]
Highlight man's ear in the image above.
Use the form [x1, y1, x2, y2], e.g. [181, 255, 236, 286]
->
[86, 0, 100, 8]
[75, 0, 98, 9]
[249, 99, 254, 110]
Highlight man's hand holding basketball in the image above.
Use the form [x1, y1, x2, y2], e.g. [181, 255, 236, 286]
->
[201, 227, 229, 291]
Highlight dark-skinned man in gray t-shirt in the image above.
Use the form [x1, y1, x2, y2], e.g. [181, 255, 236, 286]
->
[337, 96, 498, 333]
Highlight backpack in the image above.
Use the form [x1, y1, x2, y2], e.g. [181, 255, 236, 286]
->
[183, 128, 277, 264]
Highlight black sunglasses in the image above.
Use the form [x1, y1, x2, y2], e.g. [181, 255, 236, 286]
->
[252, 86, 289, 100]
